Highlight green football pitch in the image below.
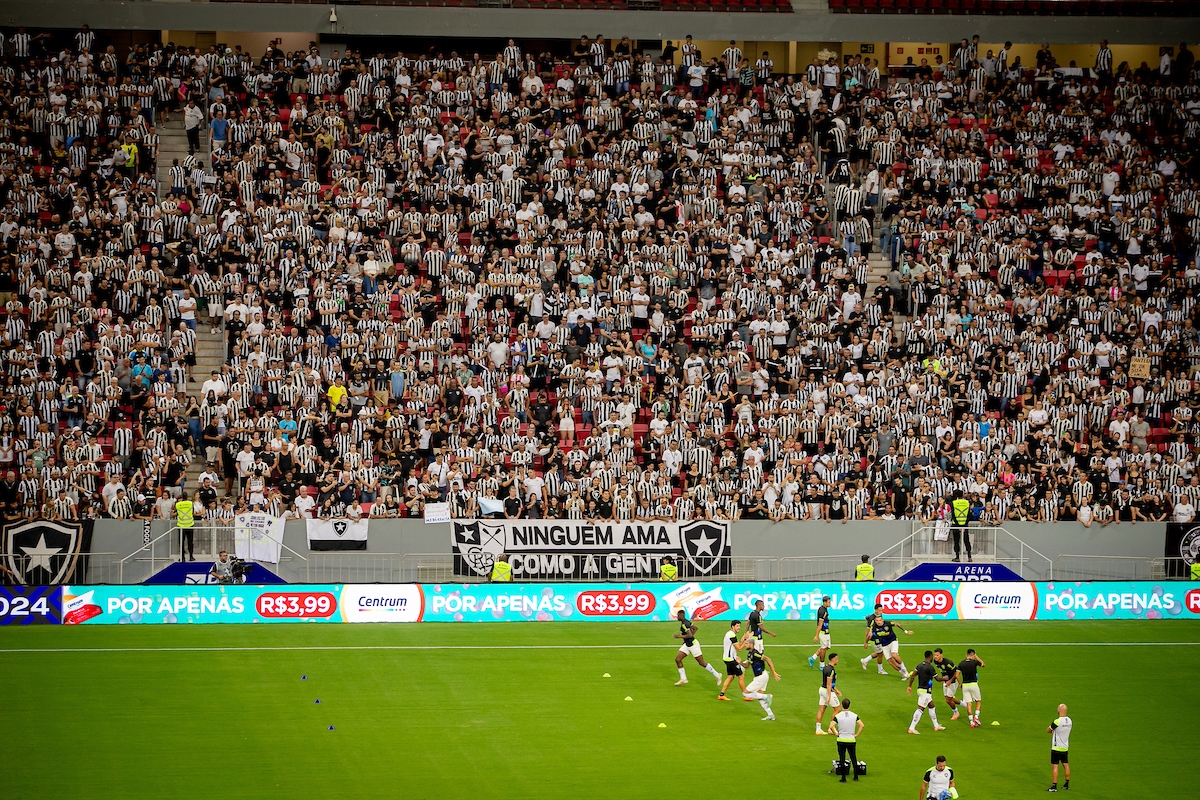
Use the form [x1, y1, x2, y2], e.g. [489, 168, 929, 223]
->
[3, 619, 1197, 800]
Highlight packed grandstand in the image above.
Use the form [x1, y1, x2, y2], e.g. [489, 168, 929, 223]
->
[0, 28, 1197, 529]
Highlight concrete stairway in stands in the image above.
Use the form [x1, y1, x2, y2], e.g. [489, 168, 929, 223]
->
[155, 115, 206, 199]
[154, 117, 226, 490]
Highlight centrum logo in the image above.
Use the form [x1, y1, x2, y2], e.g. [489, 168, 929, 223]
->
[972, 593, 1023, 609]
[956, 582, 1038, 620]
[339, 585, 424, 623]
[358, 595, 407, 610]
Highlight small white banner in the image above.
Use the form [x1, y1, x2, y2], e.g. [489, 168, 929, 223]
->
[424, 502, 452, 524]
[234, 512, 285, 564]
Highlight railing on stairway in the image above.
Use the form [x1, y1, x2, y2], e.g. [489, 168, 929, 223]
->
[116, 524, 306, 583]
[868, 523, 1054, 581]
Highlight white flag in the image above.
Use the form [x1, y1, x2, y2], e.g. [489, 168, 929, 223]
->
[477, 497, 504, 516]
[234, 512, 285, 564]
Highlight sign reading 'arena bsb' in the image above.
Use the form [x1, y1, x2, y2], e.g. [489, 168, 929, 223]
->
[451, 519, 732, 580]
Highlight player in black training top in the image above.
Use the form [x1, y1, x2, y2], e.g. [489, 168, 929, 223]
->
[815, 653, 841, 735]
[932, 648, 962, 721]
[860, 603, 888, 674]
[810, 595, 832, 669]
[906, 650, 947, 734]
[862, 610, 913, 679]
[747, 598, 776, 639]
[954, 648, 987, 728]
[673, 609, 723, 686]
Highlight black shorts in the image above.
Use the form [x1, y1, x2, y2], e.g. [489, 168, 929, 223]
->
[725, 661, 743, 677]
[1051, 750, 1069, 764]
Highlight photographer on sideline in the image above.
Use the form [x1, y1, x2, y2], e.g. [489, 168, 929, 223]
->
[211, 551, 234, 583]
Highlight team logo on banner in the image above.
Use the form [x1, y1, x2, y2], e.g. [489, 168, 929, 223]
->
[3, 519, 84, 586]
[333, 520, 348, 537]
[1178, 526, 1200, 563]
[680, 521, 729, 575]
[450, 519, 732, 579]
[453, 520, 506, 575]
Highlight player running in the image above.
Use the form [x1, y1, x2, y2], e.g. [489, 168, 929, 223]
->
[809, 595, 832, 668]
[741, 628, 781, 721]
[673, 609, 723, 686]
[932, 648, 962, 721]
[815, 652, 841, 734]
[717, 621, 748, 701]
[954, 648, 987, 728]
[860, 604, 887, 674]
[861, 609, 912, 679]
[906, 650, 947, 734]
[1047, 703, 1073, 792]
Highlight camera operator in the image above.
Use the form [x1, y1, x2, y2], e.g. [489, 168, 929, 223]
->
[210, 550, 234, 583]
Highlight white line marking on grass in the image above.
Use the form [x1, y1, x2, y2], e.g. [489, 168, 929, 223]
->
[1, 641, 1198, 655]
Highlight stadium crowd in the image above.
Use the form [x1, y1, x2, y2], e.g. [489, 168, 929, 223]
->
[0, 27, 1197, 530]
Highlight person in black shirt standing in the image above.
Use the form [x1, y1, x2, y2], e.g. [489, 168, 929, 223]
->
[809, 595, 832, 669]
[815, 653, 841, 735]
[906, 651, 947, 734]
[954, 649, 987, 728]
[747, 598, 776, 640]
[673, 609, 722, 686]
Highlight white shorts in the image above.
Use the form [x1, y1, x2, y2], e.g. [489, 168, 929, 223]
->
[746, 673, 770, 694]
[678, 643, 702, 658]
[819, 687, 839, 707]
[917, 690, 936, 709]
[943, 681, 959, 698]
[880, 641, 899, 658]
[818, 633, 832, 648]
[962, 683, 981, 703]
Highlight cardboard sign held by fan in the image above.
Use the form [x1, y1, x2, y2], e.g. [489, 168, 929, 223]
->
[1128, 357, 1151, 379]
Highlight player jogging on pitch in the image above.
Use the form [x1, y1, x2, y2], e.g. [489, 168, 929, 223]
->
[717, 621, 747, 701]
[906, 650, 947, 734]
[954, 648, 987, 727]
[815, 652, 841, 734]
[862, 609, 912, 679]
[809, 595, 832, 668]
[860, 603, 887, 674]
[1047, 703, 1072, 792]
[741, 627, 781, 721]
[673, 609, 723, 686]
[932, 648, 962, 721]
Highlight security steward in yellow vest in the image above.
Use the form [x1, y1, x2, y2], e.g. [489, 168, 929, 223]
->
[660, 556, 679, 581]
[1191, 562, 1200, 581]
[174, 493, 197, 562]
[950, 492, 972, 563]
[490, 554, 513, 582]
[855, 555, 875, 581]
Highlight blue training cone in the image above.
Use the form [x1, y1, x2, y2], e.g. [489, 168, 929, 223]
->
[314, 699, 321, 704]
[328, 726, 335, 731]
[301, 676, 307, 680]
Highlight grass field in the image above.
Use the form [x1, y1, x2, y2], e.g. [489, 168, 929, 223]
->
[3, 619, 1197, 799]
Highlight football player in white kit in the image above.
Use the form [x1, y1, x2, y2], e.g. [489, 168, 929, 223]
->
[673, 609, 723, 686]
